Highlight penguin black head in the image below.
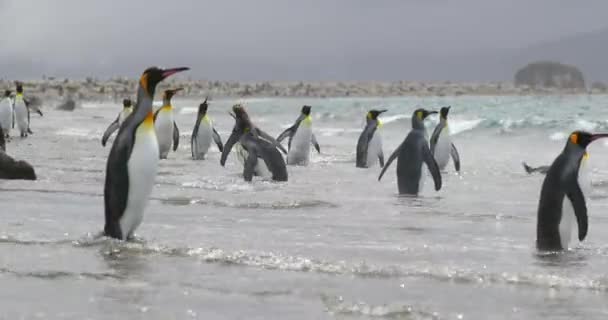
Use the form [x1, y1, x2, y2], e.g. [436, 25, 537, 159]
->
[122, 98, 132, 108]
[3, 90, 11, 97]
[15, 83, 23, 94]
[412, 108, 437, 120]
[163, 88, 183, 101]
[440, 106, 451, 120]
[367, 109, 387, 120]
[568, 131, 608, 149]
[198, 97, 209, 115]
[301, 105, 312, 116]
[139, 67, 189, 97]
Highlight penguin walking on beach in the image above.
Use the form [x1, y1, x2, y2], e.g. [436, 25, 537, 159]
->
[191, 98, 223, 160]
[430, 106, 460, 173]
[356, 109, 386, 168]
[104, 66, 189, 240]
[0, 90, 13, 138]
[536, 131, 608, 251]
[221, 104, 288, 182]
[13, 83, 43, 137]
[378, 108, 442, 195]
[154, 88, 182, 159]
[276, 105, 320, 165]
[101, 98, 134, 146]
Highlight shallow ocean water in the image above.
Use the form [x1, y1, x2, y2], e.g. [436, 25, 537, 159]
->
[2, 95, 608, 319]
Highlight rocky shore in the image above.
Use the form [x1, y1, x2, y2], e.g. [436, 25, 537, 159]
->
[0, 78, 603, 110]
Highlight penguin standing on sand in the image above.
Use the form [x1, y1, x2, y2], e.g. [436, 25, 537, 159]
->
[356, 109, 386, 168]
[276, 105, 320, 165]
[221, 104, 288, 182]
[191, 97, 223, 160]
[536, 131, 608, 251]
[430, 106, 460, 173]
[104, 66, 189, 240]
[101, 98, 134, 146]
[0, 90, 13, 138]
[378, 109, 442, 195]
[154, 88, 182, 159]
[13, 83, 43, 137]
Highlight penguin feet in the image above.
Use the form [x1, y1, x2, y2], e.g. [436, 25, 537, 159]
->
[126, 234, 146, 244]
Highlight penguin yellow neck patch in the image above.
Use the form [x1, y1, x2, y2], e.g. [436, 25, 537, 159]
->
[202, 114, 210, 123]
[143, 111, 155, 129]
[377, 120, 383, 128]
[303, 115, 312, 125]
[417, 111, 423, 120]
[162, 104, 173, 111]
[583, 152, 589, 160]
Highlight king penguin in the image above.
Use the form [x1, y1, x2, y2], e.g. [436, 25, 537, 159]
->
[276, 105, 320, 165]
[101, 98, 134, 146]
[430, 106, 460, 173]
[154, 88, 182, 159]
[536, 131, 608, 251]
[378, 108, 442, 195]
[356, 109, 386, 168]
[0, 90, 13, 138]
[220, 104, 288, 182]
[104, 66, 189, 240]
[13, 83, 42, 137]
[191, 97, 223, 160]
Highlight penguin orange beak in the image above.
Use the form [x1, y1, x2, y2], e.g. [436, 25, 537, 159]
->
[591, 133, 608, 141]
[161, 67, 189, 79]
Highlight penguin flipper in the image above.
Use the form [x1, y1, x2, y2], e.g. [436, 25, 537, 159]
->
[276, 127, 293, 143]
[567, 184, 588, 241]
[172, 122, 180, 151]
[243, 148, 257, 182]
[378, 150, 385, 167]
[257, 141, 288, 181]
[257, 129, 288, 154]
[103, 135, 132, 240]
[422, 144, 442, 191]
[311, 133, 320, 153]
[101, 117, 120, 147]
[356, 123, 377, 168]
[153, 108, 161, 121]
[450, 143, 461, 172]
[429, 123, 443, 155]
[220, 131, 241, 166]
[191, 119, 200, 159]
[211, 127, 223, 152]
[378, 145, 400, 181]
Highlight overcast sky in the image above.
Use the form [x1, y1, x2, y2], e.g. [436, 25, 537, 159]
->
[1, 0, 607, 81]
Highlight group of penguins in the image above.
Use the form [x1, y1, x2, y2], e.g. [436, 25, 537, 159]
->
[0, 66, 604, 253]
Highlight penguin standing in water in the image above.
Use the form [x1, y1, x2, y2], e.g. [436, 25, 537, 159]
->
[536, 131, 608, 251]
[356, 109, 386, 168]
[13, 83, 43, 137]
[221, 104, 288, 182]
[378, 109, 442, 195]
[276, 105, 320, 165]
[104, 66, 189, 240]
[430, 106, 460, 173]
[0, 90, 13, 138]
[154, 88, 182, 159]
[101, 98, 134, 146]
[191, 98, 223, 160]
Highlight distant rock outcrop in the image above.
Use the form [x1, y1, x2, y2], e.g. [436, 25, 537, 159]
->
[514, 61, 585, 89]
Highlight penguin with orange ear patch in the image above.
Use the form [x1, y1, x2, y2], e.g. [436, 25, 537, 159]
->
[154, 88, 183, 159]
[536, 130, 608, 251]
[104, 67, 189, 240]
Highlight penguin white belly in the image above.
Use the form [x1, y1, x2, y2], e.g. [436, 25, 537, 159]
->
[434, 129, 452, 170]
[195, 122, 213, 158]
[154, 110, 174, 158]
[119, 108, 131, 125]
[419, 164, 427, 193]
[366, 131, 382, 168]
[559, 158, 591, 249]
[14, 98, 28, 135]
[235, 143, 271, 177]
[287, 125, 312, 165]
[120, 124, 159, 239]
[0, 98, 12, 134]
